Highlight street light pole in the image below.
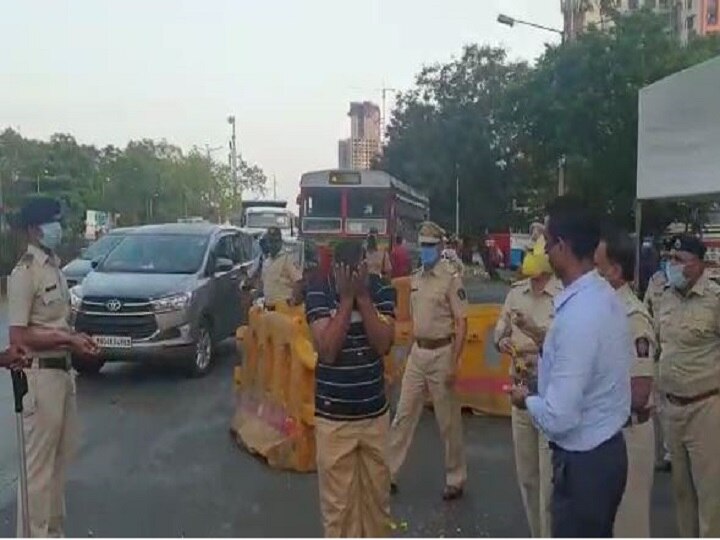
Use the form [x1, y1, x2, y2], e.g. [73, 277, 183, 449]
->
[227, 116, 239, 206]
[496, 13, 564, 38]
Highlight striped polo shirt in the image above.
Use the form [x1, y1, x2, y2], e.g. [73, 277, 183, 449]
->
[305, 274, 396, 421]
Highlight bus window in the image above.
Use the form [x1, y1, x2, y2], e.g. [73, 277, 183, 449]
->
[304, 189, 341, 217]
[347, 190, 386, 218]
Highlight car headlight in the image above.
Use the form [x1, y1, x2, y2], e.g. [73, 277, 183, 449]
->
[151, 292, 192, 313]
[70, 286, 83, 311]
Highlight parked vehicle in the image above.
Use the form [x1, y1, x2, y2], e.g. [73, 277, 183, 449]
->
[70, 223, 255, 377]
[62, 227, 136, 287]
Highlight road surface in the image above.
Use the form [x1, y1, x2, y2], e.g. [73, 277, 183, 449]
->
[0, 283, 679, 536]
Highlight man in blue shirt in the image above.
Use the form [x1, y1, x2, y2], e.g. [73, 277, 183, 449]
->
[509, 196, 631, 537]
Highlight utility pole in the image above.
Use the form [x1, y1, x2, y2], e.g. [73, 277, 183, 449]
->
[455, 163, 460, 237]
[227, 116, 239, 207]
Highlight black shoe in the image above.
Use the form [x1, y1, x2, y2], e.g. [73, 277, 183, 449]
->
[655, 461, 672, 473]
[390, 482, 398, 495]
[442, 485, 463, 501]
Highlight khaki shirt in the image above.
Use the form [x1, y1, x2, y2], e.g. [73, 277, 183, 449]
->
[442, 249, 464, 276]
[262, 251, 303, 304]
[617, 284, 656, 380]
[657, 271, 720, 397]
[644, 270, 667, 321]
[365, 249, 391, 277]
[410, 260, 467, 340]
[8, 245, 71, 356]
[494, 277, 562, 381]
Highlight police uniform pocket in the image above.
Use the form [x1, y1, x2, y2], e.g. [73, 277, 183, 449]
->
[41, 284, 63, 305]
[22, 373, 38, 417]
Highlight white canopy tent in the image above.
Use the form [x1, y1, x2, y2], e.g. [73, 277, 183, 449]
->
[634, 55, 720, 285]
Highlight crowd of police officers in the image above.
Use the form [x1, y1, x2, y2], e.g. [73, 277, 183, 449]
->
[2, 195, 720, 537]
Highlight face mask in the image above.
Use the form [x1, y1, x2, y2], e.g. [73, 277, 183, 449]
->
[666, 263, 688, 290]
[38, 221, 62, 251]
[420, 246, 440, 267]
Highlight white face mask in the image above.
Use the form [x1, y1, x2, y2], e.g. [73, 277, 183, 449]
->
[666, 262, 689, 290]
[38, 221, 62, 251]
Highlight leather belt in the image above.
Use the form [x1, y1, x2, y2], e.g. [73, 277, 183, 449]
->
[666, 389, 719, 406]
[415, 337, 453, 350]
[265, 305, 277, 312]
[624, 409, 651, 428]
[34, 357, 70, 371]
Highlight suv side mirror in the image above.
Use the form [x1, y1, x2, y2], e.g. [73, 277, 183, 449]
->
[214, 257, 234, 274]
[90, 257, 103, 270]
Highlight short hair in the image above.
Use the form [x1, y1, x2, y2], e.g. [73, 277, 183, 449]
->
[334, 240, 363, 268]
[600, 226, 635, 283]
[546, 196, 600, 261]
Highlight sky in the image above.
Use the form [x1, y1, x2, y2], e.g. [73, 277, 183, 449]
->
[0, 0, 562, 206]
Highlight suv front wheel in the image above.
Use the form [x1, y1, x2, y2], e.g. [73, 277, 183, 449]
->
[186, 320, 214, 377]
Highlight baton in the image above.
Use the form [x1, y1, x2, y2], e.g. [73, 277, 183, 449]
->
[11, 370, 30, 538]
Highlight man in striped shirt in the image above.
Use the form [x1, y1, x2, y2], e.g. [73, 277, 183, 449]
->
[305, 240, 396, 537]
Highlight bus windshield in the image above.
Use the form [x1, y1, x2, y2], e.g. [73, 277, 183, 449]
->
[303, 188, 341, 217]
[347, 190, 386, 218]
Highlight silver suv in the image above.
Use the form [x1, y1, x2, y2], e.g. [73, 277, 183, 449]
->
[70, 223, 254, 377]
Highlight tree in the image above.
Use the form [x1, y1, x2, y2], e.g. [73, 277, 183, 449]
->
[378, 45, 530, 234]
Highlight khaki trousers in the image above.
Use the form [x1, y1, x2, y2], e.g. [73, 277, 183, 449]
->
[511, 407, 552, 538]
[666, 394, 720, 537]
[654, 365, 670, 463]
[614, 420, 655, 538]
[315, 413, 391, 538]
[388, 343, 466, 488]
[18, 369, 78, 538]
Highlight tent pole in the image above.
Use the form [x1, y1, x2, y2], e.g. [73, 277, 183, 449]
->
[634, 200, 643, 292]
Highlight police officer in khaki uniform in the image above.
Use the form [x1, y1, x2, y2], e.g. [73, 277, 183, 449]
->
[8, 197, 99, 537]
[594, 230, 656, 538]
[494, 239, 560, 538]
[644, 239, 672, 472]
[388, 221, 468, 500]
[657, 235, 720, 537]
[261, 226, 303, 307]
[364, 228, 392, 278]
[442, 235, 465, 276]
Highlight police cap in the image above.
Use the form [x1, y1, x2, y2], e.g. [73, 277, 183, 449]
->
[670, 234, 706, 259]
[418, 221, 445, 245]
[18, 197, 62, 228]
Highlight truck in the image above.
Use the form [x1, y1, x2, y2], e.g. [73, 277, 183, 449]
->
[235, 200, 296, 240]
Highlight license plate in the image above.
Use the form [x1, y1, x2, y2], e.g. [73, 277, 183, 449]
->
[94, 335, 132, 349]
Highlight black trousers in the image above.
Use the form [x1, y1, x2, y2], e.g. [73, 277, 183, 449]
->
[550, 432, 627, 538]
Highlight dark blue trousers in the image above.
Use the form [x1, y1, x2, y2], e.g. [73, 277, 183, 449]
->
[550, 432, 627, 537]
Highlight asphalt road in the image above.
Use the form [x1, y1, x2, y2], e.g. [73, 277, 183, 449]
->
[0, 283, 679, 537]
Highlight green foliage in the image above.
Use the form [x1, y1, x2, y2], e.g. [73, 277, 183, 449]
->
[379, 11, 720, 236]
[0, 130, 267, 231]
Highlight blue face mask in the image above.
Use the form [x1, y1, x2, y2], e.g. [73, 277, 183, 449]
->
[666, 262, 688, 290]
[420, 246, 440, 267]
[38, 221, 62, 251]
[659, 260, 668, 277]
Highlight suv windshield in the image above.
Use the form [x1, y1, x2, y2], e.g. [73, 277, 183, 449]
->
[99, 234, 209, 274]
[81, 234, 126, 261]
[246, 212, 290, 229]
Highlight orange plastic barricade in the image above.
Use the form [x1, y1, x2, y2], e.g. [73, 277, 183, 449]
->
[454, 304, 512, 417]
[231, 306, 317, 472]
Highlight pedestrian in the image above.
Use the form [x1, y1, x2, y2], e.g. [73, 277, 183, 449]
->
[508, 196, 630, 537]
[656, 235, 720, 537]
[644, 238, 672, 473]
[7, 196, 100, 537]
[364, 228, 392, 278]
[261, 226, 303, 307]
[441, 235, 464, 275]
[304, 240, 396, 537]
[494, 238, 560, 538]
[390, 234, 412, 278]
[594, 228, 656, 538]
[388, 221, 468, 500]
